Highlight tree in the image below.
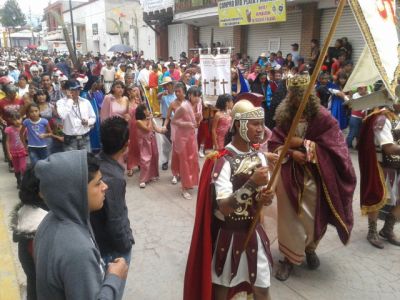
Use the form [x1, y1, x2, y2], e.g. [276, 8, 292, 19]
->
[48, 10, 79, 70]
[0, 0, 26, 28]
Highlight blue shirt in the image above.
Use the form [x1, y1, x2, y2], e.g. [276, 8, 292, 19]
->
[161, 93, 176, 118]
[23, 118, 49, 147]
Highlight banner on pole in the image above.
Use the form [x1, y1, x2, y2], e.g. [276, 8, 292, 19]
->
[199, 53, 231, 106]
[218, 0, 286, 27]
[348, 0, 399, 99]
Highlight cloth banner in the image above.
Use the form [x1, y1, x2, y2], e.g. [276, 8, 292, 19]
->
[199, 53, 231, 106]
[343, 47, 381, 92]
[348, 0, 399, 99]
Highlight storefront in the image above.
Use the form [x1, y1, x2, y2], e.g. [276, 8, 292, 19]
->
[246, 7, 302, 62]
[320, 6, 364, 63]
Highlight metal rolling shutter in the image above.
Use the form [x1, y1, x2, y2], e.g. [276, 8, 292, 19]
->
[168, 24, 189, 60]
[246, 10, 302, 62]
[199, 26, 234, 48]
[320, 6, 364, 63]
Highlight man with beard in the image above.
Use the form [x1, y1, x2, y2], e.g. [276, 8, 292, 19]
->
[269, 74, 356, 281]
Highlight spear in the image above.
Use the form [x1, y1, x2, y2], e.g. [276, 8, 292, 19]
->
[242, 0, 347, 251]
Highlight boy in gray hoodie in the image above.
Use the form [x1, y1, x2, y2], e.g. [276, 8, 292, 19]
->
[34, 150, 128, 300]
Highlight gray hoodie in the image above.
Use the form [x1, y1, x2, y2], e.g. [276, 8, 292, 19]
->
[34, 150, 122, 300]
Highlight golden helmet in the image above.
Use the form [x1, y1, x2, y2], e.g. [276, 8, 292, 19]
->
[231, 100, 264, 123]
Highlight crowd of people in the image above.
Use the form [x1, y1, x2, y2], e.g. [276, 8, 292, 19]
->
[1, 34, 400, 300]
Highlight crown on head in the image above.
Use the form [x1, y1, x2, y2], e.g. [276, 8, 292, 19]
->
[287, 74, 311, 88]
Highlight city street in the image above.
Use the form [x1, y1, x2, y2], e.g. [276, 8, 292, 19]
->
[1, 151, 400, 300]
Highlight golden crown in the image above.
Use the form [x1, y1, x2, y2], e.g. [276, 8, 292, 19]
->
[287, 74, 311, 88]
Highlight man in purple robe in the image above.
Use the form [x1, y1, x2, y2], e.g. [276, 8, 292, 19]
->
[268, 74, 356, 281]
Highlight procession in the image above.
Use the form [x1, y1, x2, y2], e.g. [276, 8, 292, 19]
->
[0, 0, 399, 299]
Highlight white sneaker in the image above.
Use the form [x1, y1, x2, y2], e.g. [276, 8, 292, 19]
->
[182, 190, 192, 200]
[199, 150, 205, 158]
[171, 176, 178, 185]
[139, 182, 146, 188]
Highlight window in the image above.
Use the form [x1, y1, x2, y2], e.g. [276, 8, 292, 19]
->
[92, 23, 98, 35]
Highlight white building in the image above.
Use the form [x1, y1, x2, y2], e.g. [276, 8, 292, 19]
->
[61, 0, 156, 58]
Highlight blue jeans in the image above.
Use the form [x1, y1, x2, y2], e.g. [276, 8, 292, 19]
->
[28, 147, 49, 165]
[346, 116, 362, 148]
[102, 249, 132, 300]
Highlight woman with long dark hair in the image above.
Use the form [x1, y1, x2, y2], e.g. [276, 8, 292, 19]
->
[100, 80, 129, 122]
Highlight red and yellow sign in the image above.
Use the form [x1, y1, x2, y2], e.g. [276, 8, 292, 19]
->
[218, 0, 286, 27]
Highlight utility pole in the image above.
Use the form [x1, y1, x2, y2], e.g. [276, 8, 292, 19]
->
[68, 0, 77, 56]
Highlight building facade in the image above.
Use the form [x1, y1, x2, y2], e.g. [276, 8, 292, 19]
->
[154, 0, 368, 63]
[43, 0, 157, 59]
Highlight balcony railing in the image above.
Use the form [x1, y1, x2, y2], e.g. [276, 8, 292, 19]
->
[175, 0, 218, 13]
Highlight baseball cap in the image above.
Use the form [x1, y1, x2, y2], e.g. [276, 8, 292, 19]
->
[65, 80, 81, 90]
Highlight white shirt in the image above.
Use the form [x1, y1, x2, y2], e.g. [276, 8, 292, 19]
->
[101, 67, 116, 82]
[18, 85, 29, 97]
[137, 68, 150, 86]
[56, 97, 96, 136]
[214, 144, 267, 200]
[291, 50, 300, 66]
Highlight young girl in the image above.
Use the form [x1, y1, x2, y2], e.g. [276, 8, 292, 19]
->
[212, 94, 233, 150]
[135, 104, 165, 188]
[34, 89, 54, 120]
[127, 85, 142, 176]
[171, 86, 201, 200]
[5, 112, 27, 187]
[20, 103, 52, 165]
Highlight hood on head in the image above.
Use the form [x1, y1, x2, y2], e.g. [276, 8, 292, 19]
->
[35, 150, 88, 224]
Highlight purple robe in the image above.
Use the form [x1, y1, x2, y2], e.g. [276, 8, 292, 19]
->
[269, 106, 356, 244]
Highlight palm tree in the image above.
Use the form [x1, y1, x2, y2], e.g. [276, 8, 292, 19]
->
[48, 10, 79, 69]
[107, 17, 124, 45]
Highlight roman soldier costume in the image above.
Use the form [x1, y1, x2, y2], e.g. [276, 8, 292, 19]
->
[184, 100, 272, 300]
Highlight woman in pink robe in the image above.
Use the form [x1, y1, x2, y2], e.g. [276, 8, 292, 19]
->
[100, 80, 129, 122]
[212, 94, 234, 150]
[135, 104, 165, 188]
[171, 86, 201, 200]
[126, 86, 142, 176]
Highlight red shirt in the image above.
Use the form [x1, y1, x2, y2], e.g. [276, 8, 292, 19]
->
[92, 62, 103, 77]
[148, 72, 159, 88]
[0, 98, 24, 126]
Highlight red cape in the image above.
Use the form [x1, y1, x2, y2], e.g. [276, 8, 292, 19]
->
[357, 111, 387, 214]
[183, 151, 251, 300]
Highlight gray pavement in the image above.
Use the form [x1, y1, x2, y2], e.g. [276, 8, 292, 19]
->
[1, 151, 400, 300]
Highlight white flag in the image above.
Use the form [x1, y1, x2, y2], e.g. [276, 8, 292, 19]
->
[349, 0, 399, 98]
[199, 53, 231, 106]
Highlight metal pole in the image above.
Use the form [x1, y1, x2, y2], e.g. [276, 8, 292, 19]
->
[68, 0, 77, 56]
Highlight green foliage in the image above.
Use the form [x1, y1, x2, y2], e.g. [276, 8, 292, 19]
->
[0, 0, 26, 27]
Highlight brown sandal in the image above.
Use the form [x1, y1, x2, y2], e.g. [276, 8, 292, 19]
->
[127, 169, 134, 177]
[275, 259, 294, 281]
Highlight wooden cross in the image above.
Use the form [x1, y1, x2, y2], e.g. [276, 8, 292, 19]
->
[220, 79, 228, 94]
[203, 79, 209, 93]
[211, 77, 219, 96]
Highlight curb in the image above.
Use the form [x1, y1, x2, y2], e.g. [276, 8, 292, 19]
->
[0, 205, 20, 300]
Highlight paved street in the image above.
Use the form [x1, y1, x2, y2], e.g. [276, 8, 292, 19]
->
[1, 150, 400, 300]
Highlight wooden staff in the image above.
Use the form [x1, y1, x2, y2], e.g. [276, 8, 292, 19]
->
[242, 0, 347, 251]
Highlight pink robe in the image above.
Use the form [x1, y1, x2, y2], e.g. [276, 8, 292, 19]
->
[171, 101, 200, 189]
[127, 105, 140, 170]
[100, 94, 128, 122]
[215, 114, 232, 150]
[137, 124, 159, 183]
